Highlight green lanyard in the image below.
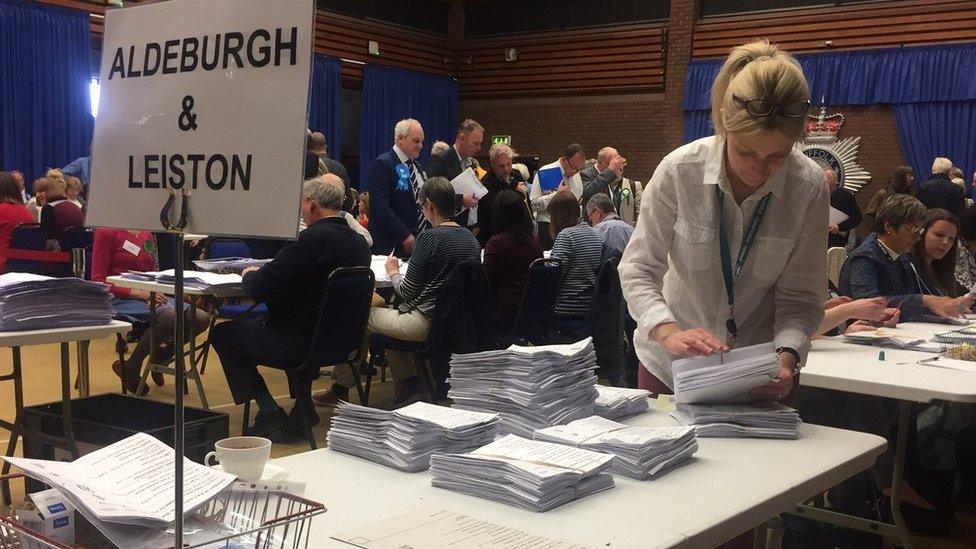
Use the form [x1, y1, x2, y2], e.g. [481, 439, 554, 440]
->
[716, 185, 771, 344]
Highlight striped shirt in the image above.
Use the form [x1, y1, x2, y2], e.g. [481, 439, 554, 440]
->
[550, 222, 606, 317]
[392, 224, 481, 316]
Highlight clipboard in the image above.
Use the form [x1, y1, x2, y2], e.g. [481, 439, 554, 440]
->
[537, 166, 563, 192]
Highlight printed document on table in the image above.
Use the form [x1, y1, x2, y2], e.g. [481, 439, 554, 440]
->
[829, 207, 849, 225]
[450, 168, 489, 199]
[332, 505, 594, 549]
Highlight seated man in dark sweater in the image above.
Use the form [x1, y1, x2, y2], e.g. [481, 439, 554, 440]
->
[212, 177, 371, 438]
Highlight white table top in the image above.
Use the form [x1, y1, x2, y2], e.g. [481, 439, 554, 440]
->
[107, 276, 245, 298]
[0, 319, 131, 347]
[802, 322, 976, 404]
[273, 409, 885, 548]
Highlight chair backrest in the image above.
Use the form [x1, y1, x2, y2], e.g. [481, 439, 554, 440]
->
[304, 266, 375, 370]
[207, 238, 251, 260]
[510, 257, 563, 345]
[6, 223, 47, 274]
[827, 247, 847, 288]
[57, 227, 94, 279]
[586, 259, 631, 386]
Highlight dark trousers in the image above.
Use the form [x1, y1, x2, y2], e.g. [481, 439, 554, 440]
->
[211, 317, 307, 405]
[537, 221, 553, 250]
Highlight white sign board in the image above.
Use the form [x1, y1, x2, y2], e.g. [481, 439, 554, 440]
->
[86, 0, 314, 238]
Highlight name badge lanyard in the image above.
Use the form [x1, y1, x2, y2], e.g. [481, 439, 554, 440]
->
[716, 186, 771, 346]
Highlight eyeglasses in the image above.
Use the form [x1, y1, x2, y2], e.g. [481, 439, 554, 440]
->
[732, 95, 812, 118]
[902, 224, 924, 235]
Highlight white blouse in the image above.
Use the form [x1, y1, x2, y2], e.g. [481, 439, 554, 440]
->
[618, 135, 828, 388]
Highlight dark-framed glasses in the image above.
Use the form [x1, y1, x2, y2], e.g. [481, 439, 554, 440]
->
[733, 95, 812, 118]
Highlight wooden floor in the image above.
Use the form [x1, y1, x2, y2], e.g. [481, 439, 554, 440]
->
[0, 334, 973, 548]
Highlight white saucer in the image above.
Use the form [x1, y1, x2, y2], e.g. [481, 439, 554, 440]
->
[210, 462, 289, 482]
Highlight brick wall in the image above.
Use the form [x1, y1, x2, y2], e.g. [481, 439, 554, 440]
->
[663, 0, 697, 150]
[458, 92, 670, 184]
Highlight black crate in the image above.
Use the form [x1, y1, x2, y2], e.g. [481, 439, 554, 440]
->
[21, 393, 228, 466]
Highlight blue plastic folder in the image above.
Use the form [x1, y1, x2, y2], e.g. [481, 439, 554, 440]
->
[537, 166, 563, 192]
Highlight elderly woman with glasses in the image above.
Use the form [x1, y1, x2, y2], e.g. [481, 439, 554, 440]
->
[840, 194, 974, 319]
[618, 40, 826, 400]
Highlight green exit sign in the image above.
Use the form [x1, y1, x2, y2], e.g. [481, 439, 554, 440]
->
[491, 135, 511, 145]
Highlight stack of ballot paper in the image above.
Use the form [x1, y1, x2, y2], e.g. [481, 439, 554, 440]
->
[672, 342, 780, 404]
[429, 434, 614, 511]
[673, 403, 801, 439]
[0, 273, 113, 331]
[594, 385, 651, 419]
[121, 269, 242, 290]
[327, 401, 499, 472]
[192, 257, 271, 274]
[534, 416, 698, 479]
[844, 327, 928, 349]
[447, 338, 599, 436]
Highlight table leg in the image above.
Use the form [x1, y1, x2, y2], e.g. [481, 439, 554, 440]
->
[888, 400, 914, 549]
[1, 347, 24, 505]
[76, 340, 91, 398]
[60, 343, 79, 459]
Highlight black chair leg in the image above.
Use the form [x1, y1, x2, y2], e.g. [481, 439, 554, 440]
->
[115, 334, 128, 394]
[295, 387, 317, 450]
[362, 356, 376, 406]
[349, 361, 367, 405]
[241, 400, 251, 436]
[413, 352, 437, 403]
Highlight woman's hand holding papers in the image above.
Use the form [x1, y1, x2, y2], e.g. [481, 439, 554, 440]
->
[750, 353, 796, 403]
[923, 294, 976, 318]
[132, 289, 166, 305]
[653, 322, 728, 357]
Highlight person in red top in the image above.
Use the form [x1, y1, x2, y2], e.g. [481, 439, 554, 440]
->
[0, 172, 35, 273]
[92, 228, 210, 394]
[40, 177, 83, 250]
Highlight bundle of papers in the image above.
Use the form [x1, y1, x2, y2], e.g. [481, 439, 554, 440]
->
[0, 273, 113, 331]
[429, 434, 614, 512]
[673, 403, 801, 439]
[844, 328, 927, 349]
[1, 433, 235, 526]
[672, 342, 779, 405]
[534, 416, 698, 479]
[191, 257, 271, 274]
[594, 385, 651, 419]
[371, 255, 407, 284]
[326, 401, 499, 472]
[447, 338, 599, 436]
[122, 269, 242, 290]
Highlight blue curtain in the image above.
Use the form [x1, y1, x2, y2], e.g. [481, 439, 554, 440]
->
[359, 65, 458, 190]
[893, 101, 976, 189]
[681, 43, 976, 177]
[308, 55, 342, 161]
[0, 0, 92, 185]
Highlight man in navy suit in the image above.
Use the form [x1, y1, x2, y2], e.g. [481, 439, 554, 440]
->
[426, 119, 484, 232]
[367, 118, 426, 255]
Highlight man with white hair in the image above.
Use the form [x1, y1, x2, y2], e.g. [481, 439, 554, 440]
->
[367, 118, 427, 254]
[580, 146, 627, 210]
[824, 167, 861, 248]
[918, 156, 965, 215]
[477, 142, 527, 245]
[586, 193, 633, 260]
[212, 177, 371, 438]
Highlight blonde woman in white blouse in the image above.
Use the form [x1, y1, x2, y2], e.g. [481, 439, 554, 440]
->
[619, 41, 827, 402]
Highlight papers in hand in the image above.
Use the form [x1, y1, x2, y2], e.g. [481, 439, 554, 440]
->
[0, 273, 113, 332]
[447, 338, 599, 436]
[192, 257, 271, 274]
[828, 206, 850, 226]
[121, 269, 242, 290]
[843, 328, 927, 349]
[594, 385, 651, 419]
[450, 168, 488, 200]
[672, 342, 779, 405]
[537, 166, 563, 192]
[371, 255, 406, 285]
[326, 401, 499, 472]
[429, 434, 614, 512]
[673, 403, 801, 439]
[1, 433, 235, 526]
[534, 416, 698, 480]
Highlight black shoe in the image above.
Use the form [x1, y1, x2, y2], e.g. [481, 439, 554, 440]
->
[284, 405, 320, 438]
[248, 407, 288, 438]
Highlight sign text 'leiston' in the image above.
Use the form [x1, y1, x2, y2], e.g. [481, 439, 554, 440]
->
[110, 28, 299, 192]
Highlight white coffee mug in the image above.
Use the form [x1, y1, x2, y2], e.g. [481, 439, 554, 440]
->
[204, 436, 271, 480]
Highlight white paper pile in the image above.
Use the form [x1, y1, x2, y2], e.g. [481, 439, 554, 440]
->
[327, 401, 499, 472]
[429, 434, 614, 512]
[673, 403, 801, 439]
[534, 416, 698, 479]
[122, 269, 242, 290]
[844, 328, 927, 349]
[447, 338, 599, 436]
[192, 257, 271, 274]
[594, 385, 651, 419]
[0, 273, 113, 331]
[672, 342, 779, 404]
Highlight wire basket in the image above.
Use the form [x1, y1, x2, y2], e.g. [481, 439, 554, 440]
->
[933, 327, 976, 360]
[0, 474, 325, 549]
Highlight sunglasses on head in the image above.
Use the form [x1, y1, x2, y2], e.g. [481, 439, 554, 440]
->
[732, 95, 812, 118]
